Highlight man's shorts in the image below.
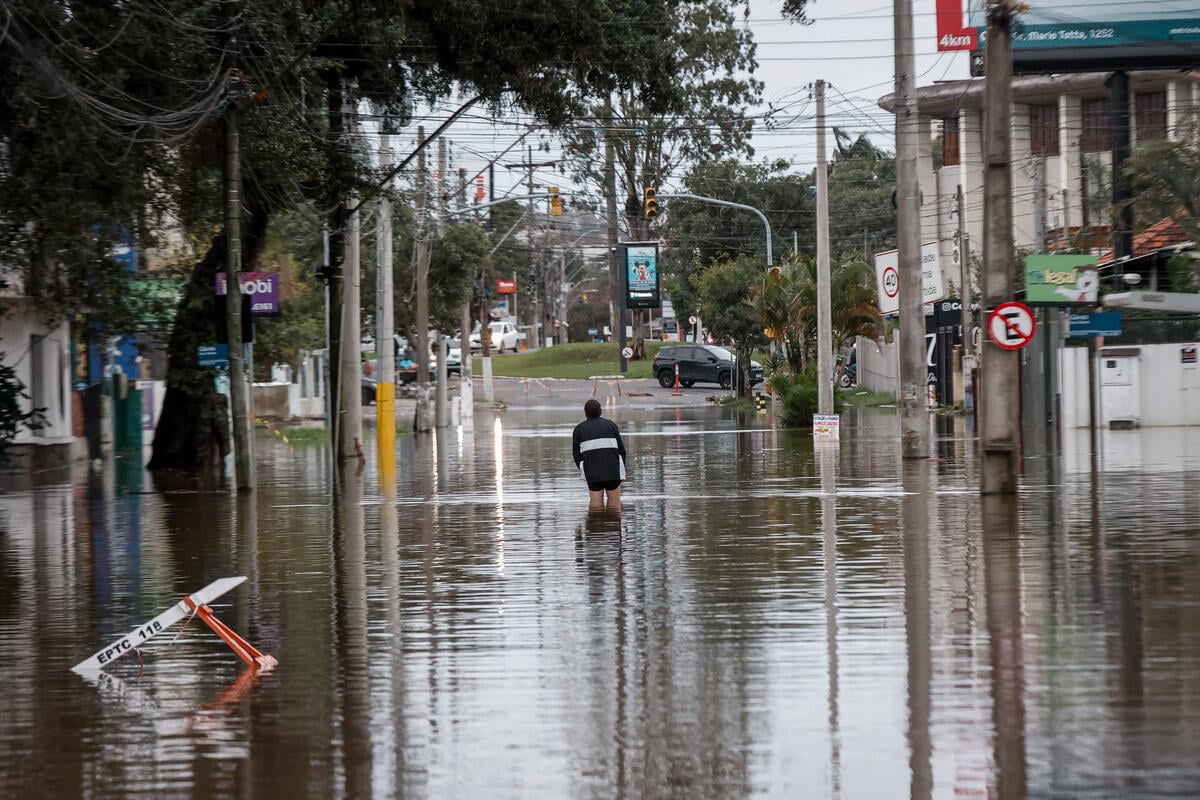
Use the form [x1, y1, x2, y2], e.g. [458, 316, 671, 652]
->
[587, 479, 622, 492]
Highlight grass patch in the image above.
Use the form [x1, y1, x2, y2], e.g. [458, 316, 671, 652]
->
[840, 388, 896, 407]
[470, 340, 667, 380]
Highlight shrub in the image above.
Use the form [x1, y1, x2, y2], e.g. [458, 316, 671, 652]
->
[768, 363, 842, 427]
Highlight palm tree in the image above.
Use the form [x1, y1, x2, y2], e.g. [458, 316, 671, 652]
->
[752, 254, 883, 370]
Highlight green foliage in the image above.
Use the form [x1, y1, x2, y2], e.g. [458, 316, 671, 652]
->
[1126, 133, 1200, 241]
[470, 341, 665, 380]
[767, 363, 840, 427]
[0, 348, 45, 459]
[753, 254, 884, 369]
[695, 253, 764, 396]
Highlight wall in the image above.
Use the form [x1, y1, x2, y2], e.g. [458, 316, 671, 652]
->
[855, 335, 899, 396]
[1059, 341, 1200, 428]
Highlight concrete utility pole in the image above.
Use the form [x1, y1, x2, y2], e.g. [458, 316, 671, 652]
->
[957, 186, 971, 357]
[339, 173, 363, 461]
[224, 101, 254, 490]
[815, 80, 834, 416]
[505, 147, 556, 345]
[414, 126, 432, 432]
[894, 0, 928, 458]
[376, 132, 396, 474]
[604, 98, 620, 345]
[980, 3, 1020, 495]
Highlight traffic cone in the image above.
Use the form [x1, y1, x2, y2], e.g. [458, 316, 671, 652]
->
[672, 364, 681, 396]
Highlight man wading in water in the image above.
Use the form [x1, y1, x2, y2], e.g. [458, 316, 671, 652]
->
[572, 399, 627, 512]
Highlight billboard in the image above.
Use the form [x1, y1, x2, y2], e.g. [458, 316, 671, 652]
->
[1024, 254, 1100, 306]
[970, 2, 1200, 73]
[623, 242, 660, 309]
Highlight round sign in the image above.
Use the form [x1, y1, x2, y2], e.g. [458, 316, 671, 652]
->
[988, 301, 1037, 351]
[621, 346, 634, 359]
[688, 315, 698, 325]
[882, 266, 899, 299]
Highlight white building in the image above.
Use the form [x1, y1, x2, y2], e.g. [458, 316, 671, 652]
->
[0, 263, 78, 477]
[879, 71, 1200, 277]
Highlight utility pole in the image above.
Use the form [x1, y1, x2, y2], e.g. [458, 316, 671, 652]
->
[957, 186, 970, 358]
[980, 3, 1020, 495]
[895, 0, 928, 458]
[815, 80, 834, 416]
[376, 132, 396, 475]
[414, 126, 432, 432]
[339, 97, 364, 462]
[505, 147, 555, 346]
[224, 101, 254, 490]
[604, 98, 620, 345]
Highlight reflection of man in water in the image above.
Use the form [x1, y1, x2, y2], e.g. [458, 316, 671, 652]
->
[571, 399, 626, 512]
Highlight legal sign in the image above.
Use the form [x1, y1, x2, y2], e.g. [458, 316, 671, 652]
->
[874, 242, 946, 316]
[988, 301, 1036, 350]
[1025, 254, 1099, 305]
[1069, 311, 1122, 338]
[496, 279, 516, 295]
[217, 271, 280, 314]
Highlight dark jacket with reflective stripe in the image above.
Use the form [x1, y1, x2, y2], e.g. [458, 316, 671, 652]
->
[572, 417, 627, 483]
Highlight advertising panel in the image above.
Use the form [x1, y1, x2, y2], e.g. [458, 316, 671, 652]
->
[1024, 254, 1099, 306]
[971, 1, 1200, 73]
[216, 271, 280, 314]
[624, 242, 661, 309]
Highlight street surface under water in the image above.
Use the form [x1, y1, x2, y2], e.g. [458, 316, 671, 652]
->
[2, 403, 1200, 799]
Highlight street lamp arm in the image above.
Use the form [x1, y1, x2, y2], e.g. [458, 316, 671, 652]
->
[656, 192, 773, 268]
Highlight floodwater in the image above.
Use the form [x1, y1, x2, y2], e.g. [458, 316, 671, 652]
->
[2, 404, 1200, 799]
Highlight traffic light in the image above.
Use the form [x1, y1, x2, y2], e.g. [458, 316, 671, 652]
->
[643, 186, 658, 219]
[549, 186, 563, 217]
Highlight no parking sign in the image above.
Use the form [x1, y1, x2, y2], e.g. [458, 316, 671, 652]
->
[987, 301, 1036, 350]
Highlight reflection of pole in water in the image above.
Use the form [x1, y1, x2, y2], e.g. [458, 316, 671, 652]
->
[333, 463, 371, 797]
[982, 497, 1027, 800]
[818, 444, 842, 798]
[902, 461, 932, 800]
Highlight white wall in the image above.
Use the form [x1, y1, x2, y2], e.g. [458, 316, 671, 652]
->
[1059, 342, 1200, 429]
[0, 302, 74, 446]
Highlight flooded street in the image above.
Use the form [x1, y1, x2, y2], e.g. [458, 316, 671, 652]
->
[2, 400, 1200, 798]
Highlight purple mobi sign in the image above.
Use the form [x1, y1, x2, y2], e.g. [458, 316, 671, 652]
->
[216, 271, 280, 314]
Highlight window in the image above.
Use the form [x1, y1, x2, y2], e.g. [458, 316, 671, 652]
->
[1135, 91, 1167, 142]
[1082, 98, 1111, 153]
[942, 122, 960, 167]
[1029, 105, 1059, 156]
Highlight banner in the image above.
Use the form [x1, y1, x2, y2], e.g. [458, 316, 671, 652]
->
[216, 271, 280, 314]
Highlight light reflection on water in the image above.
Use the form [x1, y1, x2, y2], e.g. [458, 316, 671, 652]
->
[0, 407, 1199, 798]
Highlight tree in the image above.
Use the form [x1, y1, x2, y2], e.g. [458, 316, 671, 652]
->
[695, 254, 766, 397]
[4, 0, 714, 482]
[752, 255, 883, 370]
[0, 347, 45, 462]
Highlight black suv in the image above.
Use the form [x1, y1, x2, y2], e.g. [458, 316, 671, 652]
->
[653, 344, 763, 390]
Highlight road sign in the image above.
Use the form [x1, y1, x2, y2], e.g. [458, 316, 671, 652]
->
[1069, 311, 1122, 338]
[72, 577, 250, 672]
[874, 242, 946, 316]
[621, 346, 634, 359]
[988, 301, 1036, 350]
[688, 315, 698, 325]
[882, 266, 899, 299]
[198, 344, 229, 367]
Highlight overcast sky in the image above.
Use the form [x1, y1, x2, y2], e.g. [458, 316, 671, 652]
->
[390, 1, 975, 209]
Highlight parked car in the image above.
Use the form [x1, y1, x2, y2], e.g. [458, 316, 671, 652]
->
[652, 344, 763, 390]
[361, 373, 377, 404]
[468, 320, 520, 353]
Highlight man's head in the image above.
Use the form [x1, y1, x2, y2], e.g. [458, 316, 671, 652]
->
[584, 399, 602, 419]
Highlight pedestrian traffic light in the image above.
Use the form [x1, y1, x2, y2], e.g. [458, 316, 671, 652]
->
[643, 186, 658, 219]
[549, 186, 563, 217]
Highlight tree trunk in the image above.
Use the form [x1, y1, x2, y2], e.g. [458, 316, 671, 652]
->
[147, 210, 269, 490]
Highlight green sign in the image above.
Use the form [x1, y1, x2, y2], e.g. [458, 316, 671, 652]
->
[1024, 254, 1100, 305]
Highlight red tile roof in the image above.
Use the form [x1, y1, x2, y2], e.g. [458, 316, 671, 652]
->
[1098, 211, 1193, 262]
